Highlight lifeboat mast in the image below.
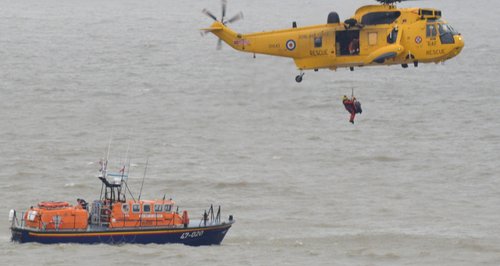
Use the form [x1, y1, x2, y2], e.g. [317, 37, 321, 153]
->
[97, 159, 133, 209]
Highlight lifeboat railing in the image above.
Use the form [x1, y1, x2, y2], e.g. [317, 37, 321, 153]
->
[199, 205, 222, 227]
[9, 210, 20, 228]
[9, 211, 31, 229]
[90, 200, 113, 228]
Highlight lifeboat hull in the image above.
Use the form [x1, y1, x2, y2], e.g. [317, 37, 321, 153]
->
[10, 222, 233, 246]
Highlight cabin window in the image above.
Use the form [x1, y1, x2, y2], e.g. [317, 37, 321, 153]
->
[426, 24, 437, 38]
[164, 204, 172, 212]
[368, 32, 378, 46]
[143, 204, 151, 213]
[121, 204, 130, 213]
[314, 36, 322, 48]
[361, 11, 401, 25]
[132, 204, 140, 213]
[154, 204, 163, 212]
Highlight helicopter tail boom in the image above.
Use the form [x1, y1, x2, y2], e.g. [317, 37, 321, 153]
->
[204, 21, 243, 51]
[209, 22, 331, 59]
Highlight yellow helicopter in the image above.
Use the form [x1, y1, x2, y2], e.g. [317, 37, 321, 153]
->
[202, 0, 464, 82]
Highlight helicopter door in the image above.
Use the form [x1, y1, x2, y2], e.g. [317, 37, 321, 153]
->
[336, 30, 360, 56]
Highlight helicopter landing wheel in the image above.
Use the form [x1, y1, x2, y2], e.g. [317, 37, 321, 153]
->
[402, 64, 408, 68]
[414, 61, 419, 67]
[295, 72, 304, 83]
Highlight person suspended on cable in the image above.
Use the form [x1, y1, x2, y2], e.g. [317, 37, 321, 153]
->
[353, 97, 362, 114]
[342, 95, 361, 124]
[342, 95, 356, 124]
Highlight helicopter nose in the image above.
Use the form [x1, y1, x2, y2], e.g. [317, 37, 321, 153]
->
[454, 34, 464, 55]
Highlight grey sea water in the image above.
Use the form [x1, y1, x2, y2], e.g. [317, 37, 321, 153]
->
[1, 0, 499, 265]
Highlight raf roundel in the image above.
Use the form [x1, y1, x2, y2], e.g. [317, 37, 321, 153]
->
[286, 40, 296, 51]
[415, 36, 422, 44]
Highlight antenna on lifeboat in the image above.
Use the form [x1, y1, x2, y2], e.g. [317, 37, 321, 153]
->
[122, 164, 136, 202]
[120, 140, 131, 184]
[138, 157, 149, 201]
[102, 137, 112, 179]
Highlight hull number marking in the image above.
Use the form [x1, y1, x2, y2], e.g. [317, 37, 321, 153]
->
[180, 230, 204, 239]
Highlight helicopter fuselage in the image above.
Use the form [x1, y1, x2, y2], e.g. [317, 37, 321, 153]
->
[205, 4, 464, 80]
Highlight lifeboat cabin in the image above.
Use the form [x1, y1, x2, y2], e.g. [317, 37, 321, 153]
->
[22, 198, 188, 231]
[23, 172, 189, 231]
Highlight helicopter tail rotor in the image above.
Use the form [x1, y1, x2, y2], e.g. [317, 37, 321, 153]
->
[202, 0, 243, 50]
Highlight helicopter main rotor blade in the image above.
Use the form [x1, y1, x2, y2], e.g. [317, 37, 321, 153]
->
[202, 8, 217, 21]
[226, 12, 243, 24]
[221, 0, 227, 22]
[375, 0, 417, 4]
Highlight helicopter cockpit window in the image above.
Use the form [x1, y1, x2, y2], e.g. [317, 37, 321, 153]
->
[438, 23, 455, 44]
[439, 23, 458, 35]
[314, 36, 323, 48]
[361, 11, 401, 25]
[426, 24, 437, 38]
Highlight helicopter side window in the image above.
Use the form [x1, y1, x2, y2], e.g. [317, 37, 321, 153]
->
[368, 32, 378, 46]
[361, 11, 401, 25]
[314, 36, 323, 48]
[426, 24, 437, 38]
[438, 24, 455, 44]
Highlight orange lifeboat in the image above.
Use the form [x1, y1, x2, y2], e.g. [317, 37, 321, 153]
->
[10, 155, 234, 245]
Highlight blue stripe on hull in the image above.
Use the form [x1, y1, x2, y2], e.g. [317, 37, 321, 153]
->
[11, 225, 232, 246]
